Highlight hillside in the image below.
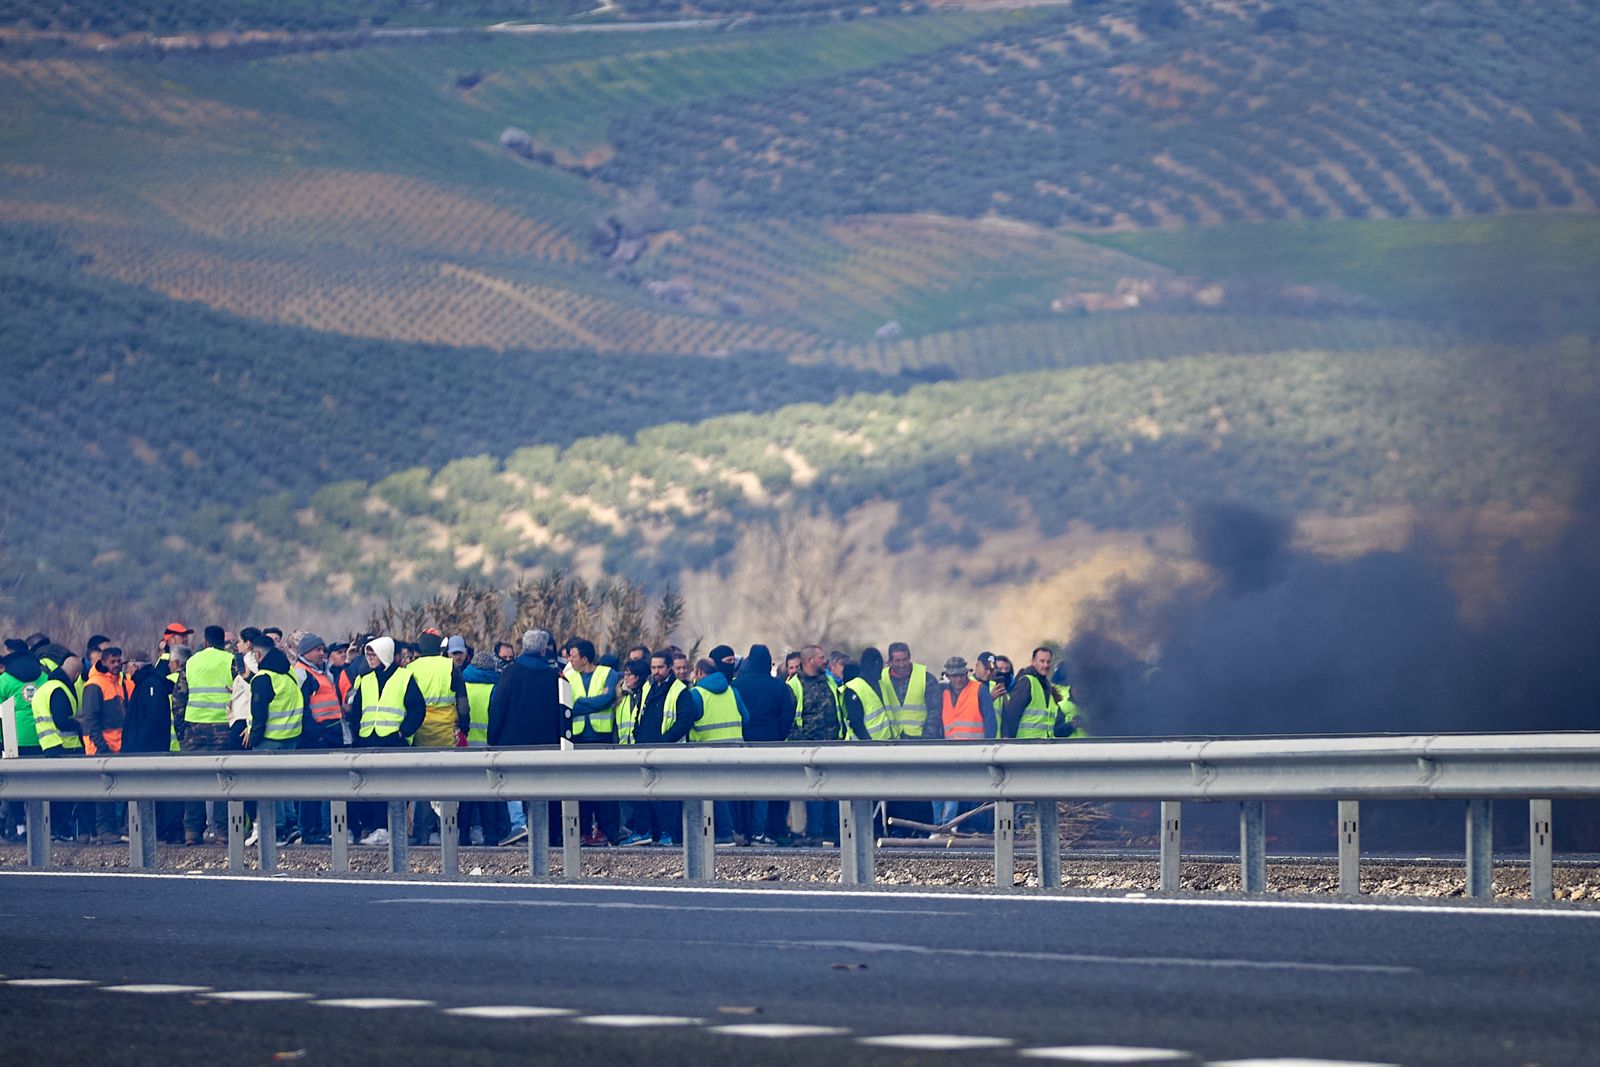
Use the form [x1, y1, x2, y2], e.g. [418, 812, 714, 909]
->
[605, 0, 1600, 228]
[1, 1, 1597, 636]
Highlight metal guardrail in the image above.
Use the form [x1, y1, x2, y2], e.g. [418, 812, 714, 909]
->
[2, 733, 1597, 903]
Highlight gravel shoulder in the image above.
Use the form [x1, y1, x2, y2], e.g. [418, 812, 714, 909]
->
[4, 841, 1598, 905]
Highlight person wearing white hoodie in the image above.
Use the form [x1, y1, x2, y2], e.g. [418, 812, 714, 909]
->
[345, 636, 425, 844]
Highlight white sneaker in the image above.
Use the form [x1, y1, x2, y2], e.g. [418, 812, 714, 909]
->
[469, 827, 485, 846]
[361, 828, 390, 846]
[244, 827, 259, 847]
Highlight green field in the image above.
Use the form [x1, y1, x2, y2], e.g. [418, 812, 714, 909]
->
[1, 2, 1596, 628]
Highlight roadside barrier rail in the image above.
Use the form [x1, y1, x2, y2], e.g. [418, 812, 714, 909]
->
[2, 732, 1596, 902]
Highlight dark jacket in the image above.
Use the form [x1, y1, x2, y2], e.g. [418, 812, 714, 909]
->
[635, 674, 691, 744]
[732, 645, 793, 742]
[1001, 667, 1059, 738]
[122, 662, 176, 753]
[487, 652, 565, 747]
[663, 670, 748, 743]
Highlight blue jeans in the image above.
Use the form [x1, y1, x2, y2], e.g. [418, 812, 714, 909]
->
[254, 737, 297, 834]
[803, 800, 838, 842]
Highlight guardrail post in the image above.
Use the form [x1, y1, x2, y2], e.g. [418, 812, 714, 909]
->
[682, 800, 714, 881]
[1159, 801, 1181, 893]
[839, 799, 875, 886]
[528, 802, 550, 878]
[1466, 798, 1493, 899]
[330, 802, 348, 874]
[561, 800, 581, 879]
[1035, 801, 1061, 889]
[1529, 799, 1553, 902]
[25, 800, 50, 868]
[1338, 800, 1360, 895]
[993, 800, 1015, 888]
[128, 800, 157, 870]
[258, 804, 277, 872]
[1239, 801, 1266, 894]
[227, 801, 246, 873]
[388, 800, 408, 873]
[440, 801, 459, 878]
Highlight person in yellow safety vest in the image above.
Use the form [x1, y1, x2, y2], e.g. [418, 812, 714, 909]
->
[30, 654, 85, 842]
[1049, 662, 1086, 739]
[460, 649, 504, 846]
[181, 626, 236, 846]
[612, 657, 657, 846]
[628, 651, 692, 845]
[406, 631, 470, 846]
[841, 648, 897, 741]
[878, 642, 941, 740]
[347, 637, 426, 846]
[1002, 645, 1078, 739]
[673, 657, 746, 846]
[785, 644, 842, 742]
[158, 622, 194, 668]
[245, 632, 302, 845]
[562, 637, 619, 847]
[32, 654, 85, 755]
[973, 652, 1008, 736]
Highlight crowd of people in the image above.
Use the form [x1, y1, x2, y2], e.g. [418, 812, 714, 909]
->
[0, 622, 1082, 851]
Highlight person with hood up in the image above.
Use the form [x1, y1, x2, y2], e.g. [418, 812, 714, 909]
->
[488, 630, 570, 847]
[731, 644, 794, 845]
[346, 636, 426, 845]
[673, 656, 747, 845]
[461, 650, 505, 845]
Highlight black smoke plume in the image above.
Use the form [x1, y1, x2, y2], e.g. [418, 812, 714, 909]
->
[1067, 485, 1600, 737]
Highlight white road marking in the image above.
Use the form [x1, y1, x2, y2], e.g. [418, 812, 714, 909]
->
[101, 984, 213, 995]
[4, 978, 95, 987]
[575, 1014, 704, 1027]
[1207, 1060, 1399, 1067]
[1020, 1048, 1194, 1062]
[313, 997, 435, 1009]
[3, 869, 1592, 921]
[443, 1006, 577, 1019]
[708, 1023, 853, 1038]
[374, 897, 960, 916]
[201, 990, 313, 1002]
[764, 939, 1415, 976]
[858, 1034, 1014, 1051]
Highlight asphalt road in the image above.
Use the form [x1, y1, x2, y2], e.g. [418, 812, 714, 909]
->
[1, 872, 1596, 1066]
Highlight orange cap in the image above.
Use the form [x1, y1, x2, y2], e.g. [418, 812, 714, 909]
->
[164, 622, 194, 636]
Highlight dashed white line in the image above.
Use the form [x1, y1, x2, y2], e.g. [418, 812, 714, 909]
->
[3, 978, 96, 987]
[708, 1023, 853, 1039]
[1020, 1048, 1194, 1063]
[314, 997, 436, 1010]
[575, 1014, 704, 1027]
[1206, 1060, 1400, 1067]
[443, 1005, 578, 1019]
[858, 1034, 1015, 1051]
[101, 984, 213, 995]
[200, 990, 313, 1002]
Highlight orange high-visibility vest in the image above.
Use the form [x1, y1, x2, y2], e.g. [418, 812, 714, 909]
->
[297, 661, 343, 725]
[940, 682, 985, 741]
[82, 668, 127, 754]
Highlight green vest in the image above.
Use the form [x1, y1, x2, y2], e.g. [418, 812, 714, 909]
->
[184, 646, 234, 725]
[1017, 674, 1061, 739]
[257, 668, 303, 741]
[614, 685, 640, 744]
[844, 677, 896, 741]
[564, 664, 615, 736]
[358, 666, 413, 739]
[689, 684, 743, 743]
[465, 681, 492, 746]
[0, 670, 45, 748]
[409, 655, 455, 712]
[1057, 685, 1084, 739]
[32, 677, 82, 752]
[878, 665, 930, 738]
[787, 672, 843, 740]
[642, 677, 688, 737]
